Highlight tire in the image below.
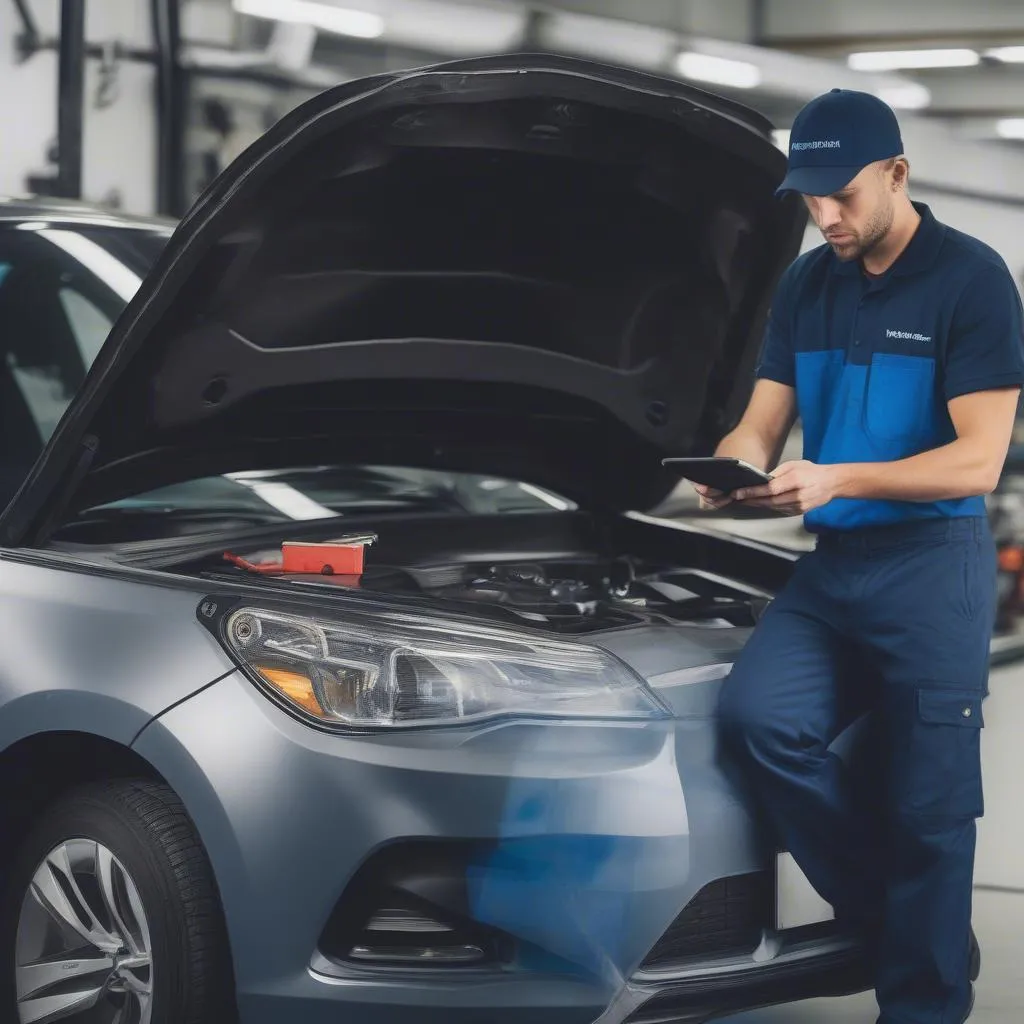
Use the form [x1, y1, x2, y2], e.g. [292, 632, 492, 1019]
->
[1, 779, 236, 1024]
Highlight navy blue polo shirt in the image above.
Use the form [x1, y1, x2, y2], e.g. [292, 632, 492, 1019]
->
[756, 201, 1024, 532]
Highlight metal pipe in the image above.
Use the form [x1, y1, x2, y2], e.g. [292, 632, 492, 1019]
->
[750, 0, 767, 47]
[151, 0, 186, 216]
[56, 0, 86, 199]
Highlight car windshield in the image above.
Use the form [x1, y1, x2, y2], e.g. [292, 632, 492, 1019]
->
[81, 466, 575, 526]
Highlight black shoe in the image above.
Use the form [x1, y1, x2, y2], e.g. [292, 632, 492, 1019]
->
[969, 925, 981, 983]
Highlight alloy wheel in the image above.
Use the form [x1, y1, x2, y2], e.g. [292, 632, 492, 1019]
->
[14, 838, 153, 1024]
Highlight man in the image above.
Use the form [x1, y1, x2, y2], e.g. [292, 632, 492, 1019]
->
[700, 89, 1024, 1024]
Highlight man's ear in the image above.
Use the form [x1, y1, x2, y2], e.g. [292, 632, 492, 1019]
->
[892, 157, 910, 191]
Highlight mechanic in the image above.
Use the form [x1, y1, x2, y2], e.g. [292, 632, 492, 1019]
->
[698, 89, 1024, 1024]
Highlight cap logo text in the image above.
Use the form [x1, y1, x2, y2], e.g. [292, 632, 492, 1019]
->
[791, 139, 842, 151]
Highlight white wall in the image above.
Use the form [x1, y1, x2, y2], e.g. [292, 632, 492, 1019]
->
[764, 0, 1024, 39]
[800, 190, 1024, 290]
[914, 189, 1024, 290]
[0, 2, 157, 213]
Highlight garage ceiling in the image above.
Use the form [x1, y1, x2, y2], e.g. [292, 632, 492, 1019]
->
[762, 0, 1024, 139]
[185, 0, 1024, 145]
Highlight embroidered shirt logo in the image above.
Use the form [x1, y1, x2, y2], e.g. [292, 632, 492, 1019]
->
[791, 139, 841, 151]
[886, 329, 932, 343]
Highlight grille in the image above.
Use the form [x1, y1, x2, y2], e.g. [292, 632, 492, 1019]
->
[640, 871, 773, 970]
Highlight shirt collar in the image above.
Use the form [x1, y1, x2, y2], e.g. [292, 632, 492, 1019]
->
[832, 201, 946, 278]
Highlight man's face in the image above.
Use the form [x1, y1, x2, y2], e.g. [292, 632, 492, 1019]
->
[802, 162, 897, 262]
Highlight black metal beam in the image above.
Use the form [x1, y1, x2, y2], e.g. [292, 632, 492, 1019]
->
[151, 0, 187, 216]
[56, 0, 86, 199]
[750, 0, 768, 47]
[16, 19, 324, 96]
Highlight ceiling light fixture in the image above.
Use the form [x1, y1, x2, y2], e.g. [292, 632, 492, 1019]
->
[675, 51, 762, 89]
[847, 48, 979, 71]
[996, 118, 1024, 140]
[873, 83, 932, 110]
[986, 46, 1024, 63]
[232, 0, 384, 40]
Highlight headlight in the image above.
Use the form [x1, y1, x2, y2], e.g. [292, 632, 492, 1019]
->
[223, 606, 668, 729]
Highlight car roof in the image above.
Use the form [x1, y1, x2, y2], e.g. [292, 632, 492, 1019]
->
[0, 194, 176, 231]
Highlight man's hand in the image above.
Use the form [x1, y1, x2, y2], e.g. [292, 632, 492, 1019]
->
[733, 460, 839, 516]
[692, 483, 733, 511]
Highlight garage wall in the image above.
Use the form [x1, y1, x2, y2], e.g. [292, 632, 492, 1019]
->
[0, 3, 157, 213]
[913, 189, 1024, 289]
[800, 189, 1024, 290]
[763, 0, 1024, 40]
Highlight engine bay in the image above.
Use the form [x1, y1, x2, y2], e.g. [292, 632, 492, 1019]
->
[203, 542, 770, 636]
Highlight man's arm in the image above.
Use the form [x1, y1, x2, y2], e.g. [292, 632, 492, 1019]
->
[833, 388, 1019, 500]
[715, 379, 798, 471]
[693, 379, 796, 509]
[693, 260, 800, 510]
[735, 387, 1020, 513]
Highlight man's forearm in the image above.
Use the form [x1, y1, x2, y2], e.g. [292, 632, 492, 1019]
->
[831, 437, 1003, 502]
[715, 426, 785, 473]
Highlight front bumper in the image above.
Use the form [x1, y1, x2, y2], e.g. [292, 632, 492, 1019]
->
[132, 664, 867, 1024]
[616, 940, 869, 1023]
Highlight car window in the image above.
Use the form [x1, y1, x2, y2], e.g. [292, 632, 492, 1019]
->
[59, 287, 114, 366]
[0, 222, 169, 509]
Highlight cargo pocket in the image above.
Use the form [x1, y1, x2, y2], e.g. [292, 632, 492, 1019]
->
[894, 688, 984, 820]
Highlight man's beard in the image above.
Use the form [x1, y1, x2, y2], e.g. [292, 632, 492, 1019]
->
[825, 200, 894, 262]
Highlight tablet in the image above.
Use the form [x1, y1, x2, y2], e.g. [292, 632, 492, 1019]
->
[662, 457, 772, 493]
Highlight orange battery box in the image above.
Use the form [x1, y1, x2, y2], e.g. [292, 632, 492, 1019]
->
[280, 534, 376, 575]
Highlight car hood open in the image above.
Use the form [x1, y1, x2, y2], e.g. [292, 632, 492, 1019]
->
[2, 53, 805, 546]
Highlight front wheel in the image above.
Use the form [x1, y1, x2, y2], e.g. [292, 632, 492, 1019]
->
[2, 779, 236, 1024]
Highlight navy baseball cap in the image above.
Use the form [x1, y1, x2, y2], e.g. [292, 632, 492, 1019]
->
[776, 89, 904, 198]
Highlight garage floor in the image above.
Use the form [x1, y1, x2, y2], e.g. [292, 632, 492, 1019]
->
[722, 649, 1024, 1024]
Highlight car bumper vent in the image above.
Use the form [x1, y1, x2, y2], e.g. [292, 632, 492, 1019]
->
[640, 871, 773, 970]
[346, 907, 488, 966]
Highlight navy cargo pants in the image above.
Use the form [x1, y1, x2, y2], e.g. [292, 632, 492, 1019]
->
[719, 516, 995, 1024]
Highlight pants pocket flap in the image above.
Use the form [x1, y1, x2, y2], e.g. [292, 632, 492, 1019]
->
[917, 688, 984, 728]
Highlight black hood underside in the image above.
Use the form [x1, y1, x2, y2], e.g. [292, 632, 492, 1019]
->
[2, 54, 804, 547]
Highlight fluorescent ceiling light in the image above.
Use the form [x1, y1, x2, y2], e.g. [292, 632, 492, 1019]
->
[996, 118, 1024, 140]
[847, 48, 978, 71]
[538, 12, 674, 69]
[873, 83, 931, 110]
[378, 1, 524, 56]
[987, 46, 1024, 63]
[675, 51, 761, 89]
[232, 0, 384, 39]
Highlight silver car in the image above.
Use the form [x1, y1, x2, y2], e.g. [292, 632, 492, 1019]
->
[0, 55, 871, 1024]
